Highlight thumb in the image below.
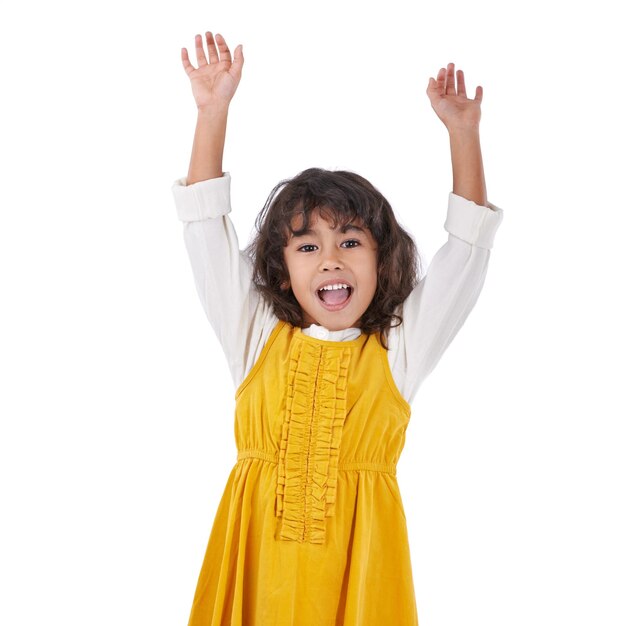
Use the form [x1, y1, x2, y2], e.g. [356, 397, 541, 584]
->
[426, 77, 439, 96]
[231, 44, 244, 80]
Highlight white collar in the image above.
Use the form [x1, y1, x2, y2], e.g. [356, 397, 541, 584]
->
[301, 323, 362, 342]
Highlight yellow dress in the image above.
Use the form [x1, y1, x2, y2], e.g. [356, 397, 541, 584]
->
[188, 320, 419, 626]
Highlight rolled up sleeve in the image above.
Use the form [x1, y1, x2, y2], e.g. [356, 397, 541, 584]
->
[444, 192, 504, 249]
[171, 172, 233, 221]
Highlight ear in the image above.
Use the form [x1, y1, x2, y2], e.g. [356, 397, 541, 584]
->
[280, 279, 290, 290]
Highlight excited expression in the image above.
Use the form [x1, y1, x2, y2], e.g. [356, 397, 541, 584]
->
[282, 208, 379, 331]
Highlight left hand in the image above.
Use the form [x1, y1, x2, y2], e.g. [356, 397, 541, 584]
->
[426, 63, 482, 132]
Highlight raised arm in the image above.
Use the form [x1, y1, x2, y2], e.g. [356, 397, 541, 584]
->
[388, 63, 503, 404]
[181, 31, 243, 182]
[173, 32, 278, 389]
[427, 62, 488, 207]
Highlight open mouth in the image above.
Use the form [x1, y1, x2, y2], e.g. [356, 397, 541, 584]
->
[316, 285, 353, 311]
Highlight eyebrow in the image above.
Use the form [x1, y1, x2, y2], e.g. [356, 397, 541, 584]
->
[290, 224, 366, 239]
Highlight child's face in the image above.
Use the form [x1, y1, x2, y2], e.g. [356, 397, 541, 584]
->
[283, 208, 378, 331]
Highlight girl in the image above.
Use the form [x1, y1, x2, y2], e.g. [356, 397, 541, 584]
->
[172, 31, 503, 626]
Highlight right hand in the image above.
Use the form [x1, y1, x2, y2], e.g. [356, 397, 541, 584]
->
[181, 32, 244, 111]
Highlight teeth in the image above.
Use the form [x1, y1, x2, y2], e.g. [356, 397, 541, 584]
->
[319, 283, 350, 291]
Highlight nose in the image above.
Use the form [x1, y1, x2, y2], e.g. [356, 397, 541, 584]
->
[319, 251, 344, 272]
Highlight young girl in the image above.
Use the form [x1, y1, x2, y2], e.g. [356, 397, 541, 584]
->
[172, 31, 503, 626]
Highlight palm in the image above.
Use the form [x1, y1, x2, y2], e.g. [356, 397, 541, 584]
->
[189, 61, 238, 106]
[426, 63, 482, 131]
[181, 32, 244, 109]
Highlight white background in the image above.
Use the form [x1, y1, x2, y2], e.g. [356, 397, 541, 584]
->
[1, 0, 624, 624]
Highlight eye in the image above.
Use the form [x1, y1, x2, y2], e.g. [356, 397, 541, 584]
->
[341, 239, 361, 248]
[297, 244, 317, 253]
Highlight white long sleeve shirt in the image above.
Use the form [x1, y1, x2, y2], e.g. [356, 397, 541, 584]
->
[171, 172, 503, 405]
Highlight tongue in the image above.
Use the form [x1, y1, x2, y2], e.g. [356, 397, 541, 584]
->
[320, 288, 350, 305]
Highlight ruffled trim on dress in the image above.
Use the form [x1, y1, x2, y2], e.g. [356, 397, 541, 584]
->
[276, 339, 351, 544]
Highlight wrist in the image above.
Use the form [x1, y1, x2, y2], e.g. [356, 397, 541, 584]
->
[197, 102, 230, 118]
[447, 124, 480, 139]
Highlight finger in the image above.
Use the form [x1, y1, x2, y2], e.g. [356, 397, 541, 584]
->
[205, 31, 219, 64]
[436, 67, 446, 94]
[181, 47, 197, 75]
[194, 33, 209, 66]
[215, 33, 232, 63]
[445, 62, 456, 95]
[231, 44, 245, 80]
[475, 85, 483, 103]
[456, 69, 467, 98]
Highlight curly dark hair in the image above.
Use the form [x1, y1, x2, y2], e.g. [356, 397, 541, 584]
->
[243, 167, 424, 350]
